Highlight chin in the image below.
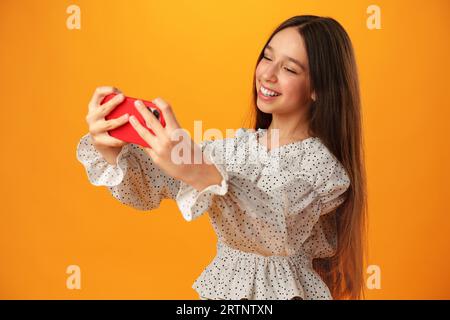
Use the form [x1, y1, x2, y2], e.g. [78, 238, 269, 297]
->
[256, 102, 272, 114]
[256, 99, 283, 114]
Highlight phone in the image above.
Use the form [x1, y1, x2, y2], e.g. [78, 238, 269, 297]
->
[100, 93, 166, 148]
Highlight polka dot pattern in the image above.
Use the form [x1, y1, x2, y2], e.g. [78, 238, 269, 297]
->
[76, 128, 351, 300]
[76, 133, 181, 210]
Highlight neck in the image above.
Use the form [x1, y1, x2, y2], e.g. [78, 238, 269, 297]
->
[267, 108, 311, 140]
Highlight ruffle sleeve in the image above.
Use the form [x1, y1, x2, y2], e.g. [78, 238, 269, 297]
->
[300, 156, 349, 259]
[284, 143, 351, 218]
[313, 154, 351, 216]
[76, 132, 180, 211]
[175, 139, 230, 222]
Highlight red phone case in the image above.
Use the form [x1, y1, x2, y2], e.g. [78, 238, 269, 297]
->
[100, 93, 166, 148]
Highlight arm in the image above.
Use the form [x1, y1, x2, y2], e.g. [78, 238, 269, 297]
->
[182, 151, 224, 192]
[76, 132, 180, 211]
[124, 97, 230, 221]
[91, 137, 123, 166]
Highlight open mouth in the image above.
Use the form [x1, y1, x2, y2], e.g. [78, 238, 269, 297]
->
[260, 85, 281, 97]
[259, 85, 282, 100]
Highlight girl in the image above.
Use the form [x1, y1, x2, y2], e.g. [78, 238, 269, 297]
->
[76, 15, 367, 300]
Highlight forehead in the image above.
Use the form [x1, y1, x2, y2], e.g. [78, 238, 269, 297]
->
[265, 27, 308, 67]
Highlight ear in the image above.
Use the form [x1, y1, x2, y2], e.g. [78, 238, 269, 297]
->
[311, 91, 316, 101]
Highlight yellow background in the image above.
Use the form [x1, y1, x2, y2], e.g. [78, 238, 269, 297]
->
[0, 0, 449, 299]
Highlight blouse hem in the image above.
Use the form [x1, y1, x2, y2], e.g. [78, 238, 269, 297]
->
[192, 241, 333, 300]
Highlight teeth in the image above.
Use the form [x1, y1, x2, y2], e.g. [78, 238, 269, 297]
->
[261, 86, 280, 97]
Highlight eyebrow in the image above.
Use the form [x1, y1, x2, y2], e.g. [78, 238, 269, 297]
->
[265, 45, 306, 71]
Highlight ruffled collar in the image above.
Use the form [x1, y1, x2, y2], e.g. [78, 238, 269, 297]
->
[251, 128, 320, 156]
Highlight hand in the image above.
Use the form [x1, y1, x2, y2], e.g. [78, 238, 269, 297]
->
[85, 86, 129, 148]
[129, 97, 221, 189]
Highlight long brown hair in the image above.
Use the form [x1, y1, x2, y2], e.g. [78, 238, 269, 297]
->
[246, 15, 368, 299]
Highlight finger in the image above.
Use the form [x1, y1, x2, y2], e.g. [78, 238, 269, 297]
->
[142, 146, 158, 163]
[95, 93, 126, 118]
[88, 86, 122, 111]
[134, 100, 165, 136]
[152, 97, 180, 130]
[90, 113, 129, 135]
[129, 115, 158, 149]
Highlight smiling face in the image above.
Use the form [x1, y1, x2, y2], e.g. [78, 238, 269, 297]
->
[255, 27, 314, 115]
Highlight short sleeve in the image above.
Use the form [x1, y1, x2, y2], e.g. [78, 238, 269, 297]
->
[314, 158, 351, 216]
[76, 132, 180, 211]
[175, 139, 229, 222]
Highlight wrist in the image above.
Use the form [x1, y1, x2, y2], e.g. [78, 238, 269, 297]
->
[185, 162, 223, 192]
[90, 138, 122, 166]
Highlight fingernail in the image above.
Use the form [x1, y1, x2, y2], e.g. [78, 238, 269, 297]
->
[123, 113, 129, 119]
[134, 100, 142, 107]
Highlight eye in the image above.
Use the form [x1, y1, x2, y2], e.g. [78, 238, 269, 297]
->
[262, 55, 297, 74]
[284, 67, 297, 74]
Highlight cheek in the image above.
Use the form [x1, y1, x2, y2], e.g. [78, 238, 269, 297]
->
[280, 80, 304, 98]
[255, 63, 309, 102]
[277, 80, 311, 109]
[255, 63, 264, 80]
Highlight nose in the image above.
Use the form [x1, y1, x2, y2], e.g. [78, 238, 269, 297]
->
[261, 64, 278, 83]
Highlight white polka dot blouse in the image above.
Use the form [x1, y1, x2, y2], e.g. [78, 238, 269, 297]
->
[76, 127, 351, 300]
